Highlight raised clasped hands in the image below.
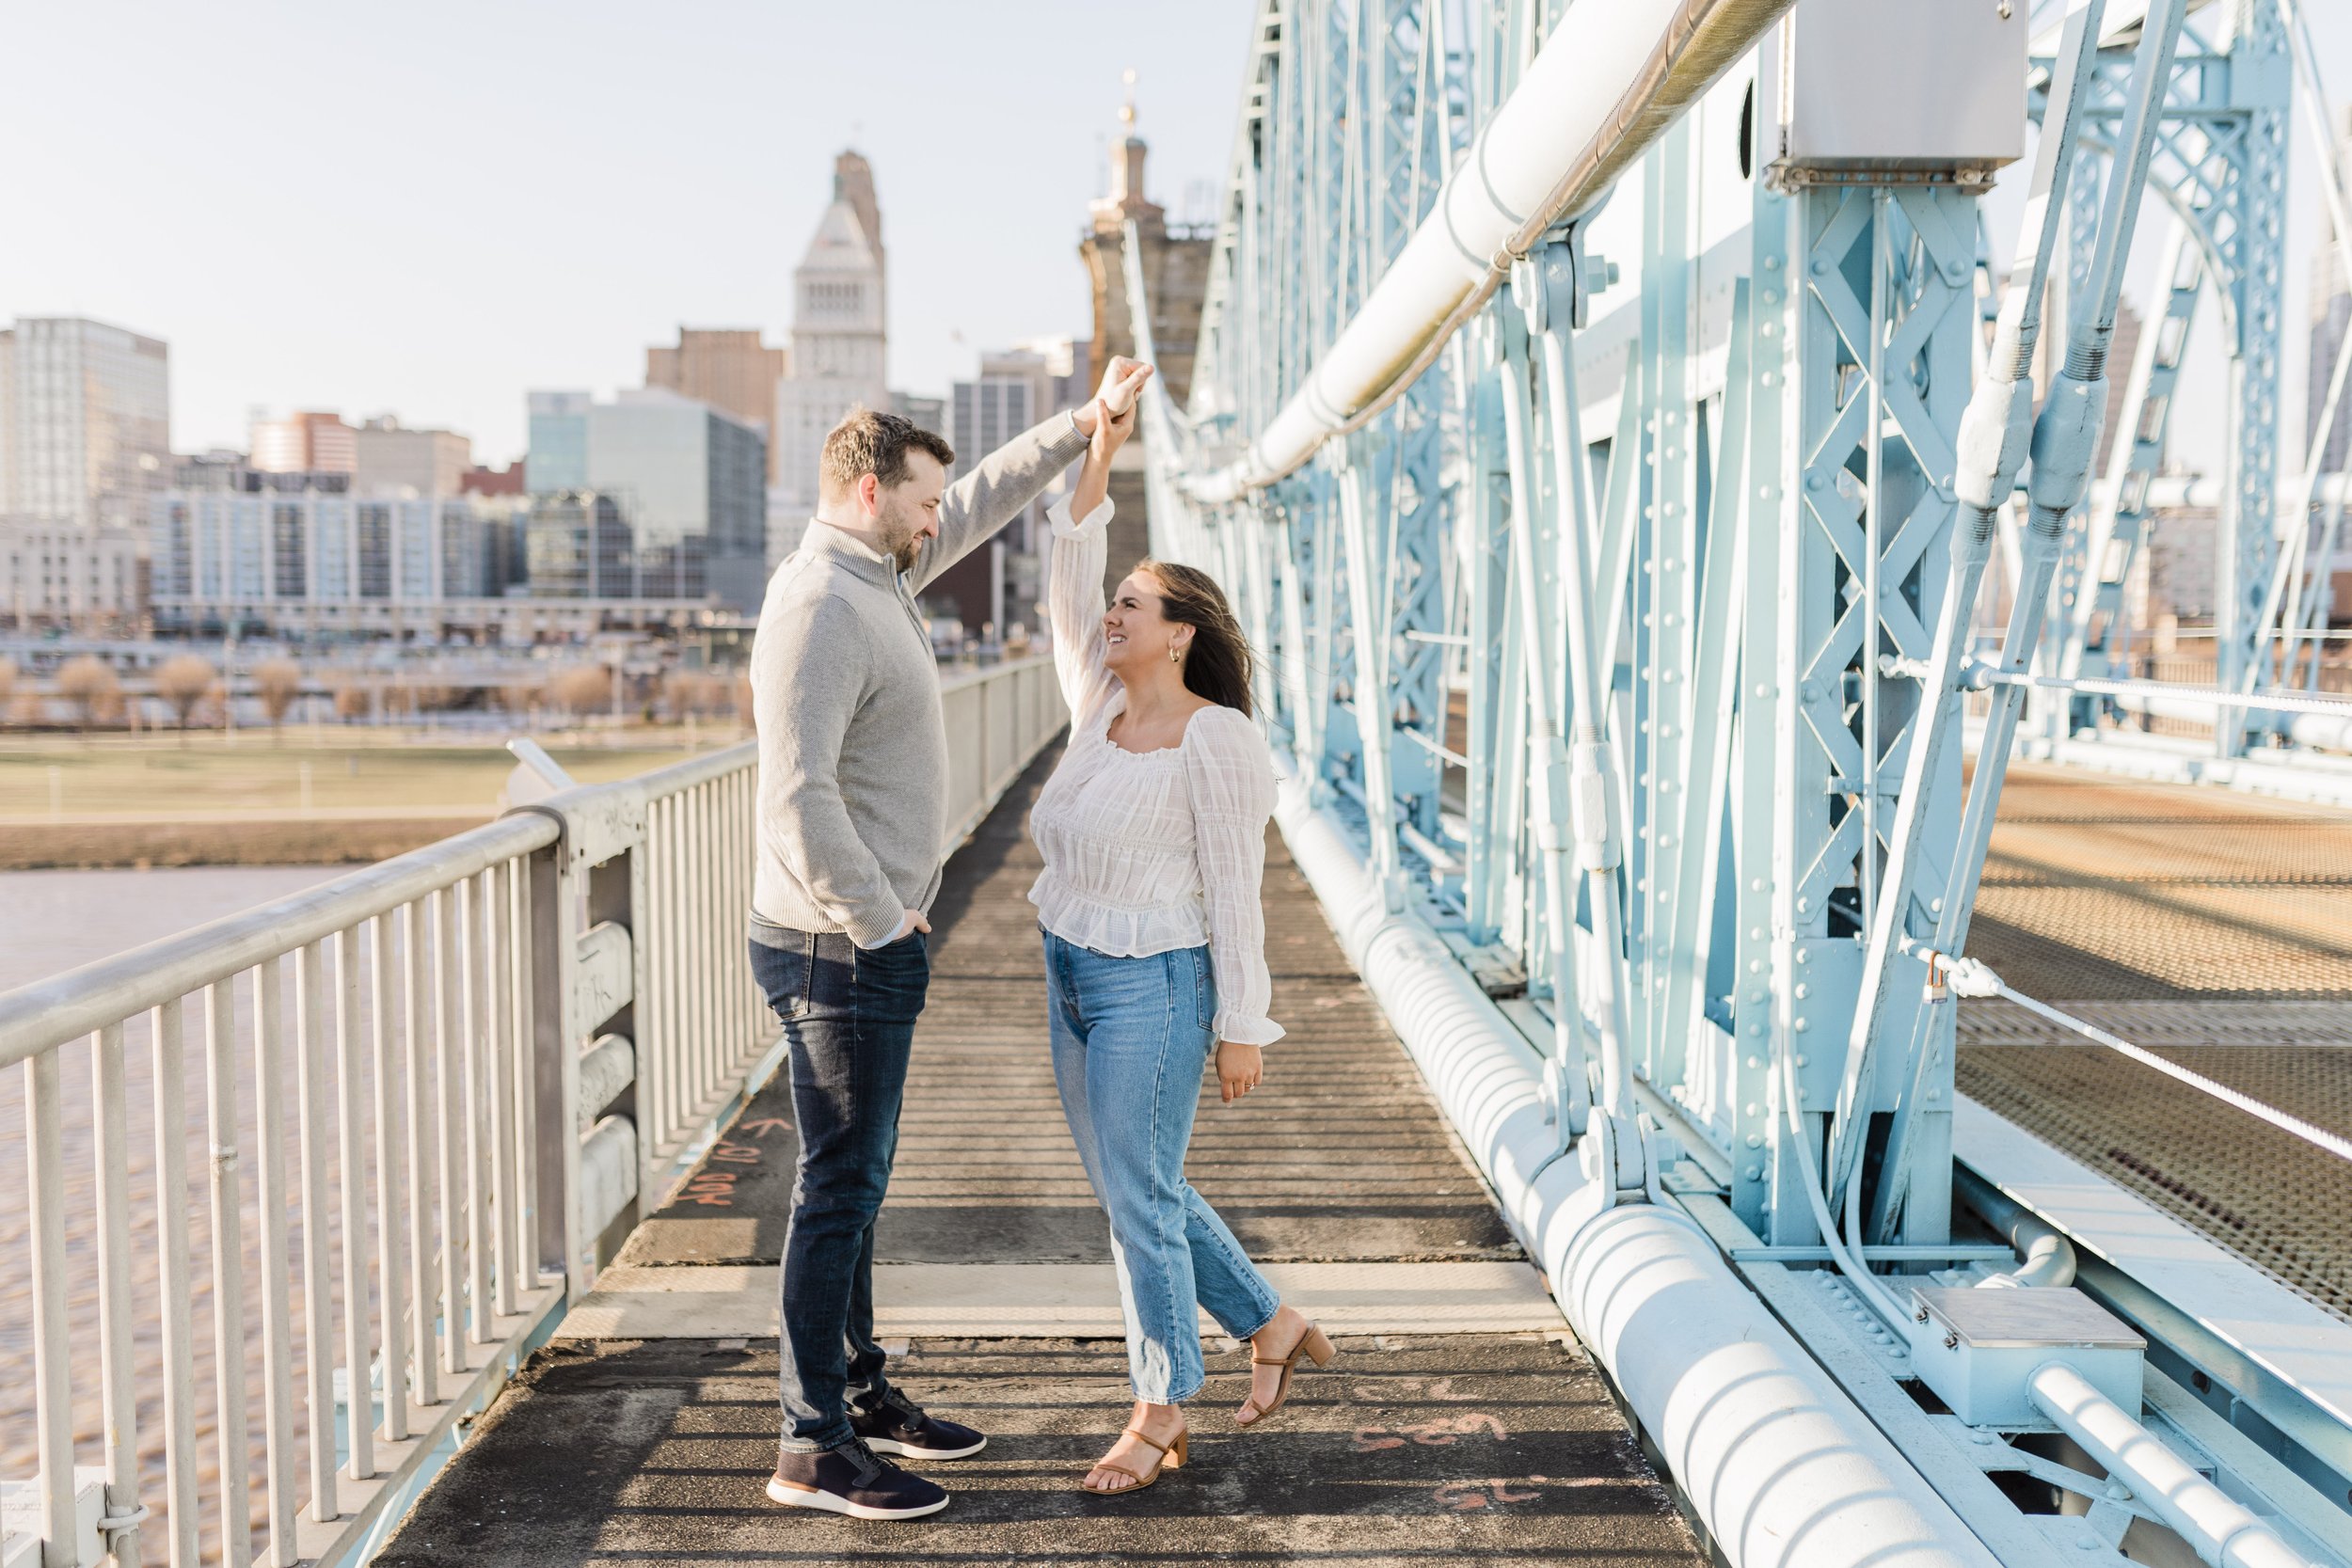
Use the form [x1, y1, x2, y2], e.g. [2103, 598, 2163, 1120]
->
[1079, 356, 1154, 458]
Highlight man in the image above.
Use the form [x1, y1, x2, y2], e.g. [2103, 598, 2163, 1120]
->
[748, 362, 1150, 1520]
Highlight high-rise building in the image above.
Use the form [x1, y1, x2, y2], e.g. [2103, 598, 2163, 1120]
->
[892, 391, 946, 435]
[0, 316, 171, 532]
[647, 328, 789, 483]
[525, 386, 768, 610]
[462, 460, 527, 497]
[772, 150, 892, 565]
[524, 491, 636, 602]
[1018, 336, 1093, 415]
[355, 416, 472, 497]
[0, 518, 143, 630]
[151, 464, 486, 633]
[937, 346, 1087, 638]
[526, 391, 593, 491]
[1078, 94, 1210, 581]
[589, 388, 767, 608]
[251, 410, 358, 475]
[148, 457, 700, 641]
[2308, 105, 2352, 479]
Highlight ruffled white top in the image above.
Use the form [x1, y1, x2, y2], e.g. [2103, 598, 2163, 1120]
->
[1026, 494, 1285, 1046]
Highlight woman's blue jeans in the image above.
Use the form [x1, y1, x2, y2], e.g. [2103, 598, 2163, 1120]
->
[1041, 928, 1281, 1402]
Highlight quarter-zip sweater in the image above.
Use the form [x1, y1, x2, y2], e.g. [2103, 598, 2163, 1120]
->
[749, 412, 1089, 950]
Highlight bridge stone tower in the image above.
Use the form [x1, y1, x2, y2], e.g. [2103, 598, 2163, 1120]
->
[1078, 89, 1210, 586]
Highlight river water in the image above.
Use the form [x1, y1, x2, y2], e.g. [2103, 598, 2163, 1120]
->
[2, 866, 344, 1560]
[0, 866, 345, 992]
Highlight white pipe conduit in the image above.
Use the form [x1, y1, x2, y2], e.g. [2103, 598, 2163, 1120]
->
[2028, 1362, 2321, 1568]
[1273, 780, 2003, 1568]
[1190, 0, 1792, 503]
[1953, 1166, 2078, 1290]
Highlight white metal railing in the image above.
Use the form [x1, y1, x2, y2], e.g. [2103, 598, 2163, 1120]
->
[0, 653, 1065, 1568]
[938, 657, 1068, 848]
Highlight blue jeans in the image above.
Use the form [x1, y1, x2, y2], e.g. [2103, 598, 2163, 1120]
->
[749, 923, 930, 1452]
[1042, 928, 1281, 1402]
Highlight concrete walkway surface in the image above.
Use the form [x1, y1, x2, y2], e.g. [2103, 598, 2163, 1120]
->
[374, 745, 1708, 1566]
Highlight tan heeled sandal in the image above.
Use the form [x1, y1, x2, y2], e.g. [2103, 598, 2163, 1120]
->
[1235, 1322, 1336, 1427]
[1081, 1425, 1187, 1494]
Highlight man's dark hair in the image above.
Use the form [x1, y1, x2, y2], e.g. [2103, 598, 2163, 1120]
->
[818, 406, 955, 499]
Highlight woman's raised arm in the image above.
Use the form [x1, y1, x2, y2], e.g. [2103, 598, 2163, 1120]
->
[1044, 483, 1120, 732]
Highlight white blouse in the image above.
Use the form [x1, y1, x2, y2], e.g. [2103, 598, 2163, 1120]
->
[1026, 494, 1285, 1047]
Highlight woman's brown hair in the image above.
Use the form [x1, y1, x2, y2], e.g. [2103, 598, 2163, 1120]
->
[1136, 558, 1254, 717]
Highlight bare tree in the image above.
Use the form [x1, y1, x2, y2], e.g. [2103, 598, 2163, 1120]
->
[56, 656, 122, 736]
[547, 664, 612, 719]
[0, 657, 15, 722]
[333, 680, 376, 722]
[254, 658, 305, 729]
[662, 670, 727, 721]
[153, 654, 218, 743]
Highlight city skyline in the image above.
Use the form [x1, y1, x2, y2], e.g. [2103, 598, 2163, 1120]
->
[0, 2, 1256, 465]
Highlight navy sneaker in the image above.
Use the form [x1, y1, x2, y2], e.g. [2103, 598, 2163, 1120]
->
[850, 1386, 989, 1460]
[766, 1436, 948, 1520]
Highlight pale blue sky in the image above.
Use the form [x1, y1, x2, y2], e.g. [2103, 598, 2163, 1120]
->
[3, 2, 2347, 475]
[0, 0, 1259, 462]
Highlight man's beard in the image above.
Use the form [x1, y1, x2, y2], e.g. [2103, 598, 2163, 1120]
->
[876, 501, 924, 574]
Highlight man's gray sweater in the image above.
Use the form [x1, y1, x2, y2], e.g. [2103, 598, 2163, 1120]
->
[749, 413, 1089, 950]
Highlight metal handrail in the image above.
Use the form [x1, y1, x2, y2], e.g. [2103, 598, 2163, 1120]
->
[0, 814, 559, 1071]
[2, 651, 1068, 1568]
[1943, 955, 2352, 1166]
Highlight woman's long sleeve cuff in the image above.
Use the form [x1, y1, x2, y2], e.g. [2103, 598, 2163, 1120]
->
[1046, 493, 1115, 539]
[1215, 1012, 1286, 1048]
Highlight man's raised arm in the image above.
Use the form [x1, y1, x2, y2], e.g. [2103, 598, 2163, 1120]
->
[907, 356, 1151, 592]
[907, 414, 1089, 592]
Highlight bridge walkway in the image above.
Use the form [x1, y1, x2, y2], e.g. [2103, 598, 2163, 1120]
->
[374, 748, 1709, 1566]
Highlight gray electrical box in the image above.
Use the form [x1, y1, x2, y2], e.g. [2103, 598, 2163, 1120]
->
[1777, 0, 2026, 182]
[1911, 1285, 2145, 1428]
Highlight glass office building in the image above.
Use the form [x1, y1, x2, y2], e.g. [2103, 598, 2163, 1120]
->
[526, 390, 593, 491]
[524, 387, 767, 611]
[0, 316, 171, 531]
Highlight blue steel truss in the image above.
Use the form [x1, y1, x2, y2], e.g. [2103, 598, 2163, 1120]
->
[2036, 2, 2293, 743]
[1130, 1, 2352, 1554]
[1148, 0, 2352, 1263]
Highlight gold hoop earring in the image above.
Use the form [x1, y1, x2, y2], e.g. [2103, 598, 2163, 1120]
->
[1168, 643, 1182, 666]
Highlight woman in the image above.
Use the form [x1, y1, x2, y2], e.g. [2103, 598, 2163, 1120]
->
[1028, 359, 1334, 1497]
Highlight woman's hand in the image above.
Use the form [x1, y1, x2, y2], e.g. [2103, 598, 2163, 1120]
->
[1216, 1040, 1263, 1103]
[1069, 361, 1153, 521]
[1092, 361, 1153, 456]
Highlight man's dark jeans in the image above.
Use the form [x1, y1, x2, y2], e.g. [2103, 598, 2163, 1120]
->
[748, 924, 930, 1451]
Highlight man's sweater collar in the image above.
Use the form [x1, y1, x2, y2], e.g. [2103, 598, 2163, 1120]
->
[803, 518, 901, 586]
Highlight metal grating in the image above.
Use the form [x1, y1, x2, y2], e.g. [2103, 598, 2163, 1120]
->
[1978, 761, 2344, 823]
[1957, 768, 2352, 1323]
[1961, 763, 2352, 1001]
[1956, 1039, 2352, 1322]
[1982, 821, 2352, 885]
[1966, 886, 2352, 1000]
